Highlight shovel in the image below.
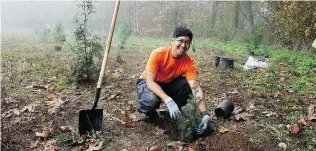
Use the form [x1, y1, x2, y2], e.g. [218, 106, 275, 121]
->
[79, 0, 120, 135]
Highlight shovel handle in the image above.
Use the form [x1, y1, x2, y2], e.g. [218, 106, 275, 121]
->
[93, 0, 120, 110]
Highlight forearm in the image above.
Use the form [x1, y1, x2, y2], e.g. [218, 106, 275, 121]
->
[188, 80, 207, 112]
[196, 86, 207, 112]
[146, 79, 169, 101]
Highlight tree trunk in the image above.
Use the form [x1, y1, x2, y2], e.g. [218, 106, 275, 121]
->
[133, 1, 139, 34]
[247, 1, 254, 26]
[211, 1, 219, 28]
[234, 1, 240, 29]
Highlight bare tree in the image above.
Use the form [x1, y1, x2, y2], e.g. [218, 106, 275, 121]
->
[211, 1, 219, 28]
[247, 1, 254, 26]
[234, 1, 240, 28]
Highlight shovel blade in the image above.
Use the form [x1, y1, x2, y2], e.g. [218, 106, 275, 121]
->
[79, 109, 103, 135]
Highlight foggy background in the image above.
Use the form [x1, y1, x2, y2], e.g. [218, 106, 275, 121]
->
[1, 1, 260, 38]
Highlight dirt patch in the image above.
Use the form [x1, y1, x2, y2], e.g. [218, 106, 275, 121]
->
[193, 132, 258, 151]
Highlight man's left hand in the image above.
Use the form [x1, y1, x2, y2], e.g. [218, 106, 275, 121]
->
[194, 114, 210, 134]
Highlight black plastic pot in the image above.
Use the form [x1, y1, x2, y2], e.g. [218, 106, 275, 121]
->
[220, 58, 234, 69]
[213, 56, 220, 67]
[215, 99, 234, 119]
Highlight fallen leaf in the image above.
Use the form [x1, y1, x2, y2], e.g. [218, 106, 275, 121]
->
[167, 141, 187, 151]
[291, 106, 298, 110]
[278, 142, 287, 150]
[149, 146, 161, 151]
[21, 105, 35, 112]
[45, 139, 57, 146]
[47, 87, 55, 91]
[107, 93, 120, 100]
[87, 142, 103, 151]
[42, 78, 49, 83]
[36, 125, 53, 137]
[228, 89, 239, 94]
[279, 73, 285, 77]
[308, 104, 316, 121]
[298, 116, 312, 127]
[44, 145, 58, 151]
[9, 108, 20, 116]
[121, 111, 128, 122]
[262, 111, 277, 117]
[279, 82, 285, 87]
[154, 127, 165, 136]
[30, 140, 39, 149]
[281, 90, 288, 97]
[234, 112, 253, 121]
[246, 102, 255, 111]
[47, 98, 67, 114]
[60, 126, 71, 132]
[273, 91, 280, 98]
[47, 94, 57, 101]
[79, 143, 89, 150]
[188, 147, 195, 151]
[129, 113, 141, 122]
[125, 122, 136, 127]
[35, 132, 45, 137]
[218, 126, 229, 133]
[280, 77, 285, 82]
[288, 124, 300, 135]
[233, 105, 245, 114]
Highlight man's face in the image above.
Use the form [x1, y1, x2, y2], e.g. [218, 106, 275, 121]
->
[171, 36, 191, 59]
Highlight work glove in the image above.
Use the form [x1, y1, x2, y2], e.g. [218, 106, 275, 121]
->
[194, 112, 210, 135]
[164, 97, 181, 120]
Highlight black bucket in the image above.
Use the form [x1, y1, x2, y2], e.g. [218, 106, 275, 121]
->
[213, 56, 220, 67]
[215, 99, 234, 119]
[220, 58, 234, 69]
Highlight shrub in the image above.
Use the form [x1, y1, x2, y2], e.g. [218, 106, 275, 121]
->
[116, 24, 133, 50]
[70, 0, 103, 83]
[176, 87, 202, 142]
[52, 22, 66, 47]
[249, 24, 264, 50]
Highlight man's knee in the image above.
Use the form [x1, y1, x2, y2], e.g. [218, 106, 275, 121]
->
[136, 92, 160, 114]
[136, 79, 161, 114]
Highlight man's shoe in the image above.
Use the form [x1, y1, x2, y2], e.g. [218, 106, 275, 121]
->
[158, 110, 171, 119]
[143, 112, 158, 123]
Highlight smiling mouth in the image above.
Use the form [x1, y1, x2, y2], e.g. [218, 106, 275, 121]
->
[179, 48, 186, 52]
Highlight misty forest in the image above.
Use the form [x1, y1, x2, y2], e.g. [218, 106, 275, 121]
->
[1, 1, 316, 151]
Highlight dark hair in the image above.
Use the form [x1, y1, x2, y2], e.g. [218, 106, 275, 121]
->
[172, 26, 193, 41]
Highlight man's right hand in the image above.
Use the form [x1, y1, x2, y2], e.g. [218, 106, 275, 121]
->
[164, 97, 181, 119]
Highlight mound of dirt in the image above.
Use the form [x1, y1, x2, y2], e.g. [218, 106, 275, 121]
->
[193, 132, 259, 151]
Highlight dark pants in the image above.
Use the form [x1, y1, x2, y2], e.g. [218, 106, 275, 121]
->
[136, 77, 192, 115]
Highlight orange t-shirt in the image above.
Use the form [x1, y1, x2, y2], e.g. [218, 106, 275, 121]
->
[140, 46, 199, 83]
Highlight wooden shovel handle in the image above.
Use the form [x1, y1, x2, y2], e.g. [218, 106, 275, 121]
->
[92, 0, 120, 110]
